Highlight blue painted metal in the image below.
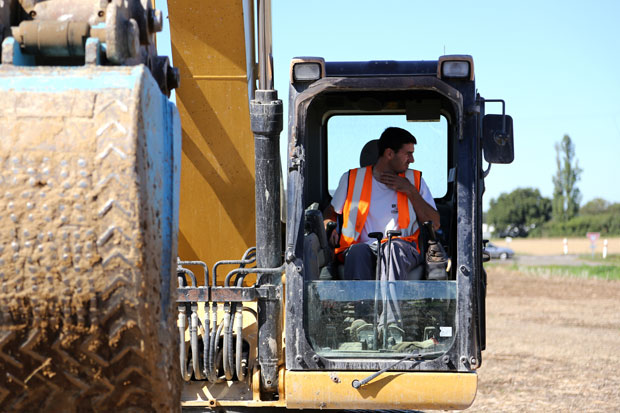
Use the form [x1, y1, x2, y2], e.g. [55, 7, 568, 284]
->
[0, 65, 144, 91]
[138, 67, 182, 323]
[1, 37, 35, 66]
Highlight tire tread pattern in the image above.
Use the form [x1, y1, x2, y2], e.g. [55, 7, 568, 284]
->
[0, 85, 178, 412]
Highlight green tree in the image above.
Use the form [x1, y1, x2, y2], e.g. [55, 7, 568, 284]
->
[608, 202, 620, 215]
[580, 198, 609, 215]
[552, 135, 582, 221]
[487, 188, 552, 237]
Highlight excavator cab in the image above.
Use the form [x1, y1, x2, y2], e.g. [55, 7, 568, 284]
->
[282, 56, 514, 408]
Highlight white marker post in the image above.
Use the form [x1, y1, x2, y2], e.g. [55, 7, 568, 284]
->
[603, 239, 608, 259]
[563, 238, 568, 255]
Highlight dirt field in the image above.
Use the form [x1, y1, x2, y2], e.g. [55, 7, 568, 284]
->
[492, 237, 620, 256]
[464, 263, 620, 412]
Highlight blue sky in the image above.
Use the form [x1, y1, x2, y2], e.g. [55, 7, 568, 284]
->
[157, 0, 620, 210]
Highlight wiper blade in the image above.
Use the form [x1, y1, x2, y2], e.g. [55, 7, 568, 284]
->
[351, 352, 423, 389]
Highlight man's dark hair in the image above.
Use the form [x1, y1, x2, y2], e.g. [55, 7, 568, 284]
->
[377, 127, 417, 156]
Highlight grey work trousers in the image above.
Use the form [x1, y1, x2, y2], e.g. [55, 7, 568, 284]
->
[343, 239, 423, 281]
[343, 239, 423, 328]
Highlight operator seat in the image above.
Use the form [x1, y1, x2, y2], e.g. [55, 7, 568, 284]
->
[359, 139, 379, 167]
[303, 204, 333, 280]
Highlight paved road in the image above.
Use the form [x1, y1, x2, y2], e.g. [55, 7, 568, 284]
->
[493, 254, 603, 267]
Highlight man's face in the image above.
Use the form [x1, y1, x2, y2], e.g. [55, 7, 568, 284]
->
[388, 143, 415, 173]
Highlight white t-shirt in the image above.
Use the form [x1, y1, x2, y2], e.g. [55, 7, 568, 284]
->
[331, 170, 436, 244]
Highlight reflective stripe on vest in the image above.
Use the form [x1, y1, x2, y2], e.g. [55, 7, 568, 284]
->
[336, 167, 422, 254]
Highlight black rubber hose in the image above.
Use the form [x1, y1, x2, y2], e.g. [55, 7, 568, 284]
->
[207, 304, 220, 382]
[223, 304, 233, 380]
[202, 303, 211, 379]
[213, 247, 257, 287]
[235, 306, 246, 381]
[226, 303, 237, 380]
[209, 321, 226, 383]
[190, 305, 203, 380]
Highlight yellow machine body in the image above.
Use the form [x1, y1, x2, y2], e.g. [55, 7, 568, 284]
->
[285, 371, 476, 410]
[183, 368, 477, 410]
[169, 0, 256, 280]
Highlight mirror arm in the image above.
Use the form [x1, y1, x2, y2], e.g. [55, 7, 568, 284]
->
[482, 160, 491, 178]
[482, 99, 506, 133]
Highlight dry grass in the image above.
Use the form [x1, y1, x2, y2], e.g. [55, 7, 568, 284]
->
[491, 237, 620, 256]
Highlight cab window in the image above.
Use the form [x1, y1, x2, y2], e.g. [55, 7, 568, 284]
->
[327, 115, 448, 198]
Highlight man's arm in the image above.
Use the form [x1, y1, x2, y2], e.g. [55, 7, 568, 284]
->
[323, 171, 349, 247]
[378, 172, 440, 231]
[405, 185, 440, 231]
[323, 204, 339, 247]
[323, 204, 338, 225]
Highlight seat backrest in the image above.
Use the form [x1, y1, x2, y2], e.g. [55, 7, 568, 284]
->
[359, 139, 379, 167]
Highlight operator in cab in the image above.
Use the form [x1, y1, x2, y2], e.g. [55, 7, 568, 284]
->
[323, 127, 440, 281]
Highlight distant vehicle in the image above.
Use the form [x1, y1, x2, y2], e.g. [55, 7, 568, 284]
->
[485, 242, 515, 260]
[497, 227, 529, 238]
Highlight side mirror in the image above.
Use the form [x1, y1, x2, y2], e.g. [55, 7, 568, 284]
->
[482, 114, 514, 164]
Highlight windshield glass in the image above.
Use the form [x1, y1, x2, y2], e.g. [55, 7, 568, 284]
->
[327, 115, 448, 198]
[305, 280, 456, 358]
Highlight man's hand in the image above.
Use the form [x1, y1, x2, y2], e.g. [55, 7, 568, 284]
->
[377, 172, 415, 194]
[323, 204, 340, 248]
[328, 229, 339, 248]
[378, 171, 440, 231]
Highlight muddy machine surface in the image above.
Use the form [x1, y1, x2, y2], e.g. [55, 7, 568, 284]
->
[0, 0, 181, 411]
[0, 0, 514, 411]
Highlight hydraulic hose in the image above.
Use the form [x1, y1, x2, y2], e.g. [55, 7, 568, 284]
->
[207, 303, 218, 382]
[202, 303, 211, 379]
[190, 304, 203, 380]
[222, 304, 233, 380]
[209, 320, 226, 383]
[225, 264, 285, 288]
[232, 249, 257, 287]
[177, 267, 197, 287]
[178, 306, 192, 381]
[228, 303, 238, 380]
[178, 259, 209, 286]
[235, 305, 247, 381]
[213, 247, 257, 287]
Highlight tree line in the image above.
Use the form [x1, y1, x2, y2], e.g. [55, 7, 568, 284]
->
[487, 135, 620, 237]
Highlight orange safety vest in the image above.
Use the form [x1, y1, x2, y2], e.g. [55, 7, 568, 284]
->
[335, 166, 422, 255]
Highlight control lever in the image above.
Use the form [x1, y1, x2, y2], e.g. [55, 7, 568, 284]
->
[383, 230, 401, 349]
[326, 221, 337, 247]
[423, 221, 437, 242]
[368, 232, 383, 350]
[423, 221, 450, 280]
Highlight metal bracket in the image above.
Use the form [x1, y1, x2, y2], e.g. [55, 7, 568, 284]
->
[176, 287, 209, 302]
[482, 98, 506, 134]
[85, 37, 102, 65]
[466, 104, 480, 116]
[176, 285, 279, 303]
[1, 37, 35, 66]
